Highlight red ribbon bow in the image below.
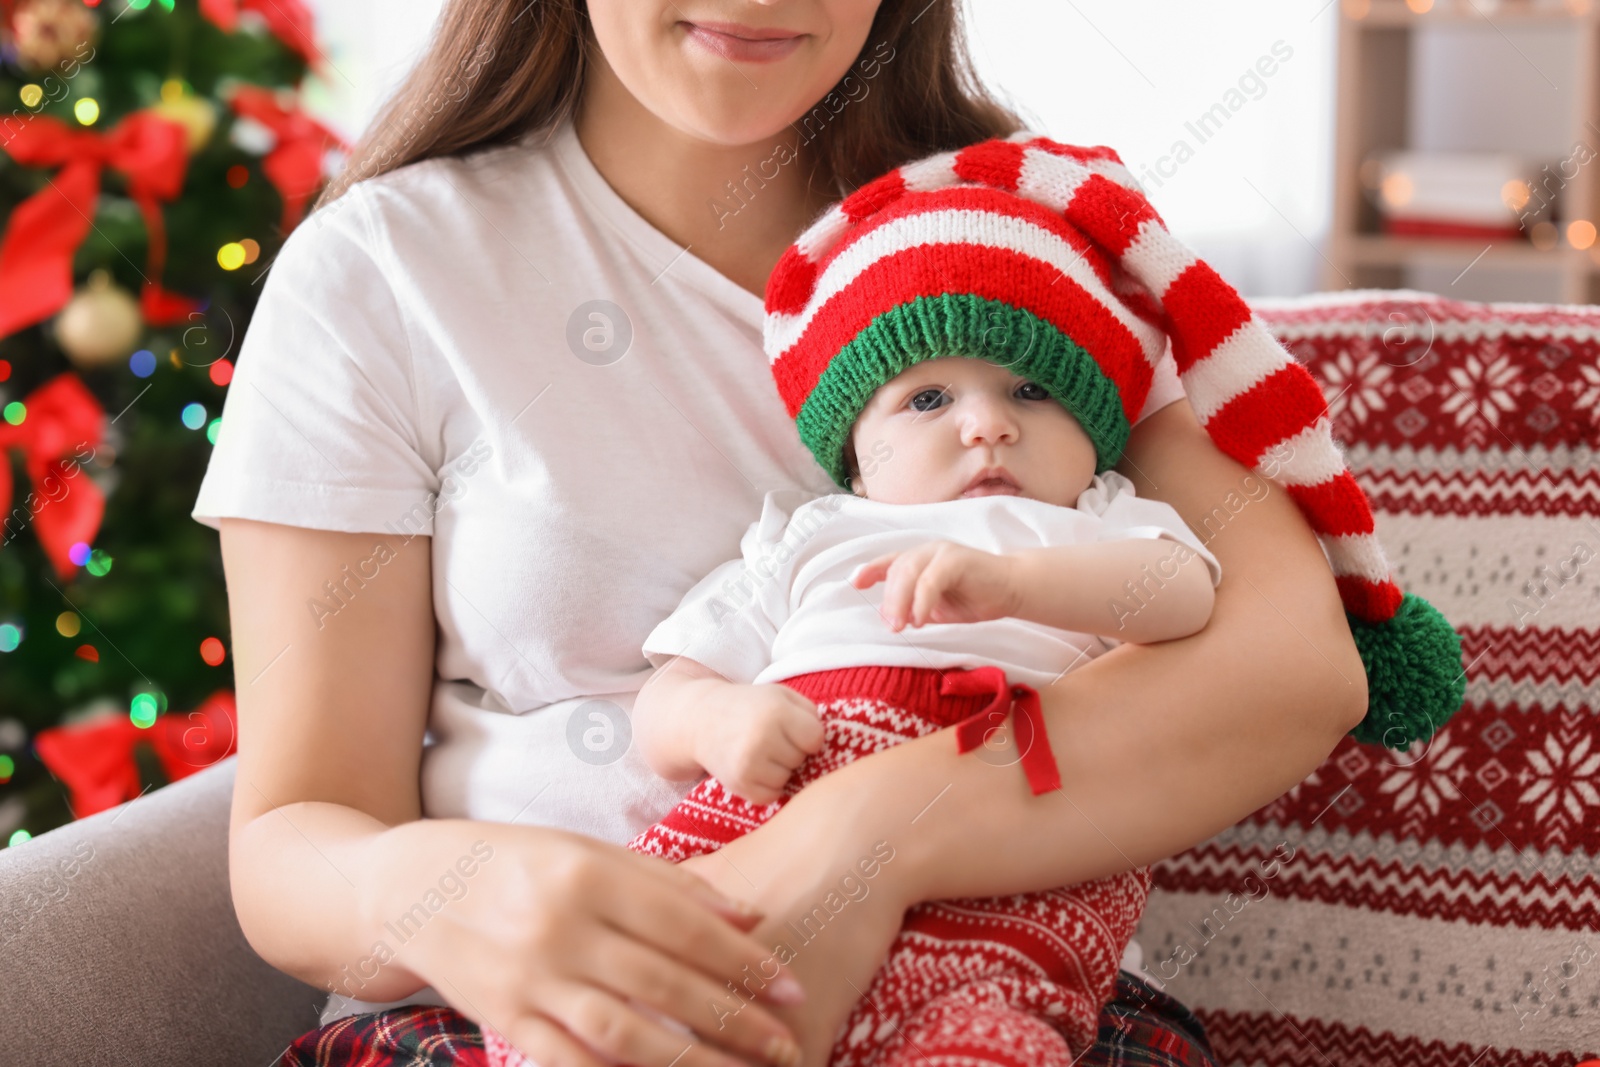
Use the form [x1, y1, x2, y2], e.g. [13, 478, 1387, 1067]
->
[0, 373, 106, 580]
[33, 690, 238, 818]
[199, 0, 319, 65]
[229, 85, 349, 233]
[0, 111, 201, 341]
[940, 665, 1062, 795]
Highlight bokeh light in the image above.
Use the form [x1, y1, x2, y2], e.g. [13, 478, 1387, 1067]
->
[0, 623, 21, 653]
[130, 693, 159, 729]
[226, 164, 250, 188]
[8, 830, 29, 848]
[74, 98, 99, 125]
[3, 401, 24, 425]
[200, 636, 226, 666]
[206, 417, 222, 444]
[55, 612, 81, 638]
[69, 542, 92, 566]
[86, 549, 113, 577]
[182, 402, 207, 429]
[217, 242, 247, 270]
[130, 349, 157, 377]
[209, 359, 234, 386]
[19, 84, 42, 108]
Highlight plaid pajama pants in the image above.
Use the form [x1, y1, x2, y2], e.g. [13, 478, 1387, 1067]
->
[279, 973, 1214, 1067]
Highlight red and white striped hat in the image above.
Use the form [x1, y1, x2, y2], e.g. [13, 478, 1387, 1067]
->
[763, 132, 1464, 749]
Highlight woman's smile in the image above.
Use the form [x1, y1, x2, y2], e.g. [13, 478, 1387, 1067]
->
[680, 20, 807, 63]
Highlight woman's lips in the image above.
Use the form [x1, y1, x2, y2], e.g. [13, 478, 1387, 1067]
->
[682, 22, 804, 63]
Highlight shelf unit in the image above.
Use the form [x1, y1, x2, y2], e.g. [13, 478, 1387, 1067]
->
[1327, 0, 1600, 302]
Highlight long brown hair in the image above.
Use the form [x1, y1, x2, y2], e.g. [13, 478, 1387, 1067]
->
[313, 0, 1026, 212]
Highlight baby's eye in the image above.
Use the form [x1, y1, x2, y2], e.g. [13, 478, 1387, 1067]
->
[1015, 381, 1050, 401]
[909, 387, 950, 412]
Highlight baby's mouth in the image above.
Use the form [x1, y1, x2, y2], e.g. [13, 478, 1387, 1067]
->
[961, 476, 1022, 498]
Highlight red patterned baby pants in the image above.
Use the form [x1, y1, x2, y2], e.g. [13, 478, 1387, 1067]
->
[486, 663, 1152, 1067]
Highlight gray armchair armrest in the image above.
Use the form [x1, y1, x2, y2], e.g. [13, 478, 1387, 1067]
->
[0, 754, 325, 1066]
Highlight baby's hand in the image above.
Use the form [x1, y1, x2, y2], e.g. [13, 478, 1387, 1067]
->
[695, 684, 826, 805]
[850, 541, 1022, 632]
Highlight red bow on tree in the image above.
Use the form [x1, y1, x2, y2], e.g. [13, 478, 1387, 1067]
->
[0, 111, 202, 341]
[0, 373, 106, 580]
[199, 0, 319, 66]
[34, 690, 238, 818]
[229, 85, 348, 233]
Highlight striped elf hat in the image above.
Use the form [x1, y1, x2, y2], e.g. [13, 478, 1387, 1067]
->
[763, 131, 1465, 751]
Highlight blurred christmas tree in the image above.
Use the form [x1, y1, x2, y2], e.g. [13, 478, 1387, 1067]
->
[0, 0, 344, 846]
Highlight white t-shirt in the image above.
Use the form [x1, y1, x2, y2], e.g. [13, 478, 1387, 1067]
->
[643, 471, 1222, 690]
[191, 114, 1190, 1021]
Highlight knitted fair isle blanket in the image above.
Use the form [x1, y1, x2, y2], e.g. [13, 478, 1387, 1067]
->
[1133, 290, 1600, 1067]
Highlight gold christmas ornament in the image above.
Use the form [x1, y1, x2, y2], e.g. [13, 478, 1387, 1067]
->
[11, 0, 100, 74]
[55, 270, 142, 368]
[151, 93, 218, 152]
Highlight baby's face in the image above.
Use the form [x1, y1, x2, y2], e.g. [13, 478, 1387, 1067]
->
[846, 356, 1098, 508]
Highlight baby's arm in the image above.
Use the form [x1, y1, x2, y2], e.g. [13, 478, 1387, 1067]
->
[853, 535, 1215, 644]
[634, 654, 826, 805]
[1006, 537, 1215, 643]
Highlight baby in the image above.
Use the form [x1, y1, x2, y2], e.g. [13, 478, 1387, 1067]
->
[485, 132, 1465, 1067]
[626, 352, 1222, 1067]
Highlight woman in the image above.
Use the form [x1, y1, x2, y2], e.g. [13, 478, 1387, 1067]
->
[194, 1, 1367, 1065]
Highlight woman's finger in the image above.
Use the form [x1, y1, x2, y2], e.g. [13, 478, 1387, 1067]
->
[623, 848, 767, 928]
[609, 853, 800, 1005]
[539, 981, 758, 1067]
[583, 932, 803, 1067]
[493, 1007, 610, 1067]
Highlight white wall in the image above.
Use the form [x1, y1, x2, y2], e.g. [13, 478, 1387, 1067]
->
[299, 0, 443, 143]
[966, 0, 1338, 297]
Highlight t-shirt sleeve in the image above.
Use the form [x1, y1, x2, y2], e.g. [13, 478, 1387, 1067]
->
[190, 183, 440, 534]
[1132, 336, 1185, 427]
[640, 493, 796, 683]
[1080, 472, 1222, 587]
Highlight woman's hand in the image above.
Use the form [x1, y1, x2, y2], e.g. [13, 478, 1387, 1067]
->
[849, 540, 1021, 631]
[677, 779, 915, 1067]
[365, 819, 807, 1067]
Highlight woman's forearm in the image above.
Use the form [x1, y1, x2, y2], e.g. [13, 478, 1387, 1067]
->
[232, 802, 477, 1003]
[751, 399, 1367, 908]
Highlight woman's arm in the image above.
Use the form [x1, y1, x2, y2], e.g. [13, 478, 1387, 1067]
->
[679, 397, 1367, 1062]
[222, 519, 806, 1067]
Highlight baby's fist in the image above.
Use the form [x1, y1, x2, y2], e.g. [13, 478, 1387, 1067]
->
[695, 684, 825, 806]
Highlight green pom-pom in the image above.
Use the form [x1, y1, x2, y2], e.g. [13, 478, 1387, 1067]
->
[1347, 592, 1466, 751]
